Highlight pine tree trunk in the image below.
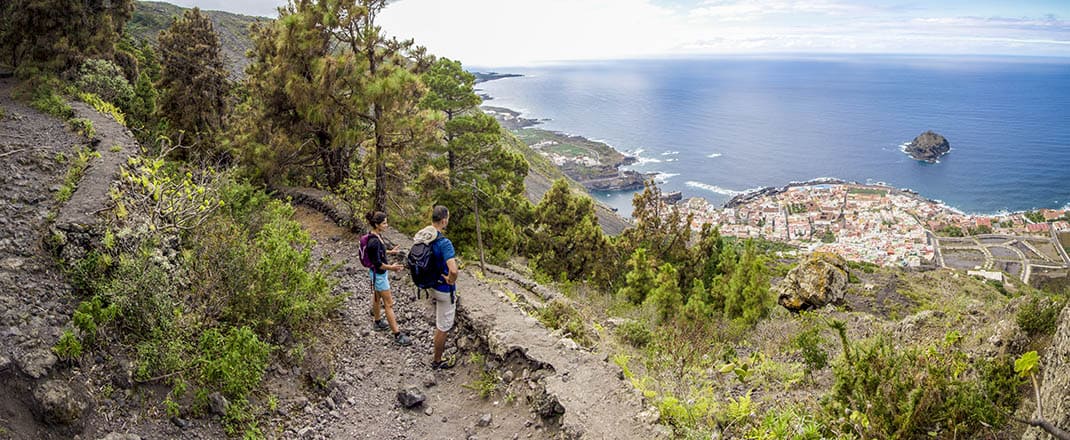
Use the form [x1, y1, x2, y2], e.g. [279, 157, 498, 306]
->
[373, 102, 387, 213]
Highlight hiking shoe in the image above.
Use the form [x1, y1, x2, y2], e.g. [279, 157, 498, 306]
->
[394, 332, 412, 347]
[373, 318, 389, 331]
[431, 360, 454, 370]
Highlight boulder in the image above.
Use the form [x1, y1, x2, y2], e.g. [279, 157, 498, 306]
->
[776, 252, 850, 312]
[208, 392, 228, 417]
[1023, 304, 1070, 439]
[904, 130, 950, 163]
[17, 348, 57, 379]
[396, 387, 426, 408]
[32, 380, 89, 427]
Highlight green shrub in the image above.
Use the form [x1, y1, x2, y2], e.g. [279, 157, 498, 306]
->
[463, 370, 500, 399]
[68, 117, 95, 139]
[1017, 295, 1066, 337]
[53, 329, 83, 361]
[793, 327, 828, 376]
[987, 279, 1009, 297]
[746, 406, 824, 440]
[536, 300, 594, 347]
[198, 326, 271, 400]
[72, 295, 119, 344]
[615, 320, 652, 348]
[824, 335, 1022, 439]
[30, 82, 73, 119]
[74, 59, 135, 109]
[221, 199, 342, 334]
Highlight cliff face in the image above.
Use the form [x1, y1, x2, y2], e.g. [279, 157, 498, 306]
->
[1023, 304, 1070, 439]
[905, 130, 950, 163]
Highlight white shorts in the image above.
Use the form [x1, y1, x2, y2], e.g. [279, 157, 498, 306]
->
[431, 289, 456, 332]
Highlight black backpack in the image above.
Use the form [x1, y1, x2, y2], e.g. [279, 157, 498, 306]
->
[407, 237, 442, 289]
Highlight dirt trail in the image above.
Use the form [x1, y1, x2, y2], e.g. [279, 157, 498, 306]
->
[282, 197, 657, 439]
[0, 77, 84, 439]
[280, 207, 556, 440]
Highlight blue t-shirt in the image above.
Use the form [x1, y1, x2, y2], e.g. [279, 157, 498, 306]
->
[431, 232, 455, 293]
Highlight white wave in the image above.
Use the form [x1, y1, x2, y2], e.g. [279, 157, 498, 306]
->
[685, 181, 743, 196]
[707, 153, 723, 158]
[665, 158, 678, 162]
[653, 172, 680, 183]
[632, 156, 663, 165]
[661, 151, 680, 156]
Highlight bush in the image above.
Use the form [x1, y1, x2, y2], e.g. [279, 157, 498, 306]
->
[60, 171, 343, 431]
[74, 59, 135, 109]
[198, 327, 272, 400]
[1017, 295, 1066, 337]
[220, 199, 342, 334]
[615, 320, 652, 348]
[29, 81, 73, 119]
[68, 117, 95, 138]
[53, 329, 83, 361]
[823, 335, 1022, 438]
[793, 327, 828, 376]
[537, 300, 594, 347]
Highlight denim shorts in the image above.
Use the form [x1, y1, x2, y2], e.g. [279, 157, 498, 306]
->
[370, 269, 390, 291]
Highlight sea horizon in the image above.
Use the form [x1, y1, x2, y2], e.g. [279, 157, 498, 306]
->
[473, 54, 1070, 217]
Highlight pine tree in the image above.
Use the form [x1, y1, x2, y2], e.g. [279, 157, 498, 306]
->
[530, 179, 610, 281]
[618, 180, 693, 284]
[157, 7, 229, 156]
[721, 240, 769, 326]
[1, 0, 133, 69]
[421, 57, 481, 183]
[682, 279, 714, 323]
[334, 0, 437, 213]
[646, 263, 682, 324]
[617, 248, 657, 304]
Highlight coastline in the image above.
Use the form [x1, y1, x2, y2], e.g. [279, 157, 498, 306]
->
[472, 71, 1068, 219]
[475, 71, 646, 194]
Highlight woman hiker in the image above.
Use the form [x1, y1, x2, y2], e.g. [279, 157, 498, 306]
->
[365, 211, 412, 346]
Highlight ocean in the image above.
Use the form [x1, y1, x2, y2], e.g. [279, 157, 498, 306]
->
[473, 55, 1070, 217]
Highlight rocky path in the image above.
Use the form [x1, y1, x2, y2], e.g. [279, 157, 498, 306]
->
[276, 207, 557, 440]
[279, 195, 657, 439]
[0, 77, 84, 439]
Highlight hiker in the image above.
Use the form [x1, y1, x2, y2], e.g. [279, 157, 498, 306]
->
[412, 205, 459, 369]
[364, 211, 412, 346]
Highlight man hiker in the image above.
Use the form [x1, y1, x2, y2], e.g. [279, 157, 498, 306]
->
[364, 211, 412, 346]
[412, 205, 459, 369]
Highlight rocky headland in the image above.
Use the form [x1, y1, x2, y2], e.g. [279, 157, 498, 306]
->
[904, 130, 951, 163]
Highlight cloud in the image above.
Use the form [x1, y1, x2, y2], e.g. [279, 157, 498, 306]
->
[163, 0, 1070, 64]
[689, 0, 866, 21]
[378, 0, 691, 66]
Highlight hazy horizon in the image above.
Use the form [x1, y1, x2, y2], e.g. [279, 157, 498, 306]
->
[150, 0, 1069, 66]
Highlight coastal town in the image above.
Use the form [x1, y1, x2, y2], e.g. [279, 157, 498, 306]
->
[676, 181, 1070, 282]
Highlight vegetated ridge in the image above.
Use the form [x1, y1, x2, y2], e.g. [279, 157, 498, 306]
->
[127, 1, 261, 78]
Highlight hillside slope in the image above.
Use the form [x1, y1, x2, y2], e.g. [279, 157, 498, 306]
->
[503, 130, 632, 235]
[126, 1, 261, 78]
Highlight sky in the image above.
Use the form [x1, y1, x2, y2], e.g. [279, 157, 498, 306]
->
[162, 0, 1070, 66]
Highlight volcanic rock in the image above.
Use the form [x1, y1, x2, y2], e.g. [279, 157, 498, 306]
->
[904, 130, 950, 163]
[776, 252, 850, 312]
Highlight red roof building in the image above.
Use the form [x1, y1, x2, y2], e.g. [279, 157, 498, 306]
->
[1027, 223, 1051, 233]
